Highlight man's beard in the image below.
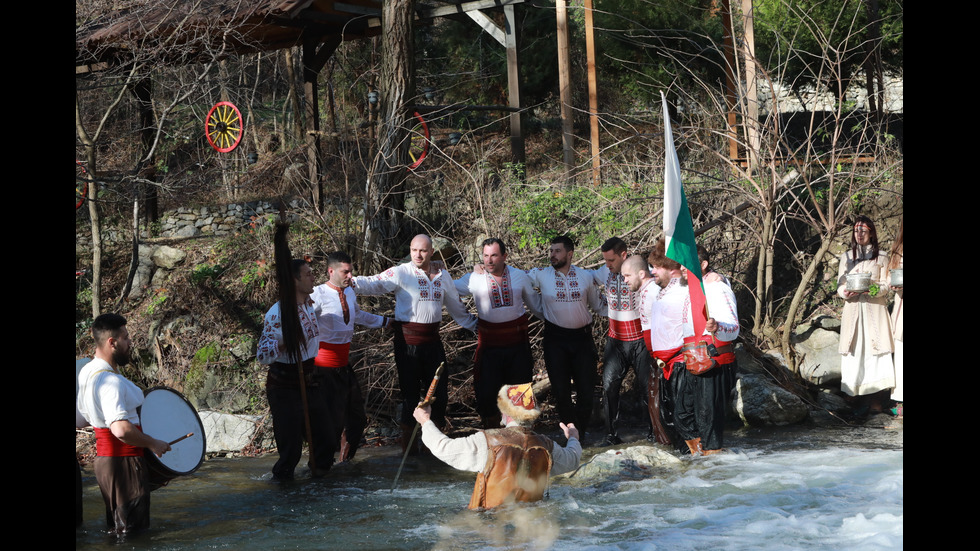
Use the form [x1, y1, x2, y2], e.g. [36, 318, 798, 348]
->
[550, 258, 567, 270]
[113, 348, 132, 367]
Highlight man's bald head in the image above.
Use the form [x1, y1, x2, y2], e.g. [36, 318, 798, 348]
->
[410, 234, 434, 270]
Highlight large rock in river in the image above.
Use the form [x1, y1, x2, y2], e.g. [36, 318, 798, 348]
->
[558, 445, 683, 485]
[734, 373, 809, 426]
[199, 411, 271, 454]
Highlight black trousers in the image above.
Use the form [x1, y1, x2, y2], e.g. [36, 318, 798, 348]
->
[543, 321, 598, 434]
[267, 369, 336, 479]
[474, 341, 534, 425]
[322, 364, 368, 462]
[601, 337, 652, 437]
[671, 360, 732, 451]
[393, 332, 448, 427]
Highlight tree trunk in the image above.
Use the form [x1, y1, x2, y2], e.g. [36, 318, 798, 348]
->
[85, 151, 103, 319]
[76, 94, 102, 319]
[780, 233, 836, 372]
[284, 47, 304, 143]
[753, 206, 774, 333]
[363, 0, 415, 270]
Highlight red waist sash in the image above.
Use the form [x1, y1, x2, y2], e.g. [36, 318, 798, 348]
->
[701, 334, 736, 365]
[477, 314, 530, 348]
[652, 346, 683, 380]
[315, 341, 351, 368]
[394, 321, 441, 345]
[94, 426, 143, 457]
[608, 318, 643, 341]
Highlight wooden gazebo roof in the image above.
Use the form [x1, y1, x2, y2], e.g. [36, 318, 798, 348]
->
[76, 0, 385, 74]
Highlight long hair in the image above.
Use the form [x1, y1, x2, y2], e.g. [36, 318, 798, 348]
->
[889, 216, 904, 269]
[850, 215, 880, 261]
[274, 222, 308, 365]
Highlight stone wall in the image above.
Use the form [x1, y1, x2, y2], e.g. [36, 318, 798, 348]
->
[759, 72, 903, 114]
[157, 200, 293, 238]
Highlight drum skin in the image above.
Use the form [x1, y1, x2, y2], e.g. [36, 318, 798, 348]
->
[139, 387, 206, 484]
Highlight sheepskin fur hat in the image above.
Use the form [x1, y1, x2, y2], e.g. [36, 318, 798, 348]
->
[497, 383, 541, 424]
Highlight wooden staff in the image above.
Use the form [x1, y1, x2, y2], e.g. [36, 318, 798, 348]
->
[295, 359, 317, 473]
[391, 362, 445, 492]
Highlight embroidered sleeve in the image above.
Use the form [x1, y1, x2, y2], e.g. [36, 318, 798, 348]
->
[442, 271, 477, 331]
[256, 308, 283, 365]
[352, 267, 400, 296]
[706, 283, 740, 341]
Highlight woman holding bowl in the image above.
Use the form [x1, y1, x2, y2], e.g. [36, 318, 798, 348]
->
[836, 215, 894, 416]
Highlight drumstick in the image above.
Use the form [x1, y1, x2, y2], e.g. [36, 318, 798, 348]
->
[168, 433, 194, 446]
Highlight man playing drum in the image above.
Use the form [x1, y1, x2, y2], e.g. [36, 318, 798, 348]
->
[77, 313, 171, 538]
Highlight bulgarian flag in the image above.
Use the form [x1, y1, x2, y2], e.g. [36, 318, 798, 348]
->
[661, 91, 708, 339]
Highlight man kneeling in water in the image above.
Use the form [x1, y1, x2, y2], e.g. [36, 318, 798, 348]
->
[413, 383, 582, 509]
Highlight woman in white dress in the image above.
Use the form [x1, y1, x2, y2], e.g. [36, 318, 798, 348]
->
[837, 215, 894, 416]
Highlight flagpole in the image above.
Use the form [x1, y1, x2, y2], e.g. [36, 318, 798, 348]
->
[661, 91, 708, 339]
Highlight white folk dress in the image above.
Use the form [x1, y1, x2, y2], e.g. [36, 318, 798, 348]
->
[837, 246, 894, 396]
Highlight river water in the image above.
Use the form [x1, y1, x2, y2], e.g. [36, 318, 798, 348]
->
[76, 423, 902, 550]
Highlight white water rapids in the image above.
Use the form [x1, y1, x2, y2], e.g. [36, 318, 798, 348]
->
[77, 424, 902, 550]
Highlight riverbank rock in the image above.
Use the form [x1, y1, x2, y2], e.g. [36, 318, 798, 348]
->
[793, 315, 842, 386]
[559, 445, 683, 484]
[734, 373, 809, 426]
[200, 410, 271, 454]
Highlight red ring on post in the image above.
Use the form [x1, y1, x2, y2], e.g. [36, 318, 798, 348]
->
[407, 111, 430, 171]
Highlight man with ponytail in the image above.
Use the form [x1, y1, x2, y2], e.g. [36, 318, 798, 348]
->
[257, 223, 334, 480]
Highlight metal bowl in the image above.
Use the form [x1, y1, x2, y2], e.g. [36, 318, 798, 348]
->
[890, 268, 903, 287]
[845, 272, 872, 292]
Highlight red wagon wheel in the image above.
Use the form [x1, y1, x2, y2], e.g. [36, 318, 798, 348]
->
[407, 111, 430, 171]
[205, 101, 244, 153]
[76, 160, 89, 210]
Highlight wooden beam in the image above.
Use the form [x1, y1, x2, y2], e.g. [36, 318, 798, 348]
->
[365, 0, 526, 28]
[466, 9, 505, 46]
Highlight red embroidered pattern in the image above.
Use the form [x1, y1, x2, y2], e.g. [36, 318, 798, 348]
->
[487, 270, 513, 309]
[605, 272, 637, 312]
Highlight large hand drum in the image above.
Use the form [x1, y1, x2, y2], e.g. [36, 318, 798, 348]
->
[139, 387, 206, 488]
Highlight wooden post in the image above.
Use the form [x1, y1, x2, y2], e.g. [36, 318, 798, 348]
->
[741, 0, 759, 174]
[303, 39, 323, 212]
[555, 0, 574, 180]
[303, 36, 340, 212]
[504, 5, 525, 168]
[720, 0, 740, 163]
[584, 0, 600, 186]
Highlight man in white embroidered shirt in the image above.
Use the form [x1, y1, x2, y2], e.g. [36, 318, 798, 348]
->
[455, 238, 544, 428]
[352, 234, 477, 451]
[527, 235, 606, 443]
[310, 251, 388, 464]
[592, 237, 653, 446]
